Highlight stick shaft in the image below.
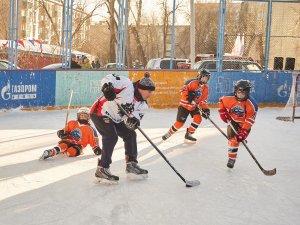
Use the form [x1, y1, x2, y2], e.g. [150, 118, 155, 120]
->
[65, 90, 73, 130]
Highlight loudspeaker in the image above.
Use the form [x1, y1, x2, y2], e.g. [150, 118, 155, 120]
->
[285, 57, 295, 70]
[273, 57, 283, 70]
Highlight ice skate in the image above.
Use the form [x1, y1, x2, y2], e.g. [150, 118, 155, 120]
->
[184, 129, 196, 144]
[227, 158, 236, 169]
[39, 149, 53, 160]
[126, 162, 148, 179]
[162, 131, 172, 141]
[95, 166, 119, 184]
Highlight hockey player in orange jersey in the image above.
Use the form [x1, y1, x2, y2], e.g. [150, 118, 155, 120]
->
[218, 80, 258, 168]
[162, 69, 211, 143]
[40, 107, 101, 160]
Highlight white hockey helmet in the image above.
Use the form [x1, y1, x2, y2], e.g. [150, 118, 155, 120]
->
[77, 107, 90, 121]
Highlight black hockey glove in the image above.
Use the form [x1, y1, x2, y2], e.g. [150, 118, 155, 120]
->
[57, 129, 68, 139]
[93, 146, 102, 155]
[187, 91, 196, 103]
[101, 82, 116, 101]
[125, 117, 140, 130]
[201, 108, 210, 119]
[118, 103, 134, 117]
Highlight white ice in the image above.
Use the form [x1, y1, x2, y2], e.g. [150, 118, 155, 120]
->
[0, 108, 299, 225]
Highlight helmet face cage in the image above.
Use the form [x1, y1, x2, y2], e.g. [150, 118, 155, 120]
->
[197, 69, 211, 83]
[234, 80, 251, 101]
[77, 107, 90, 121]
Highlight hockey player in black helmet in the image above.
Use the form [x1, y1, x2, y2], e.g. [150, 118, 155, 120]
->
[162, 68, 211, 143]
[234, 80, 251, 101]
[197, 69, 211, 84]
[218, 79, 258, 169]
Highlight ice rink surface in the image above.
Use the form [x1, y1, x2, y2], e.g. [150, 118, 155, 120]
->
[0, 108, 299, 225]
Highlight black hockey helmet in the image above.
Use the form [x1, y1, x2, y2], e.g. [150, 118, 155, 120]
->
[197, 69, 211, 84]
[234, 79, 251, 101]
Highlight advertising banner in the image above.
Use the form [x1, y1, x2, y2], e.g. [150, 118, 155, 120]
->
[0, 70, 56, 109]
[129, 70, 293, 107]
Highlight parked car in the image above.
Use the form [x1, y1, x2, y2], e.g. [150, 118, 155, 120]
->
[0, 60, 21, 69]
[42, 63, 64, 69]
[103, 63, 127, 69]
[41, 62, 82, 69]
[146, 58, 189, 69]
[177, 62, 191, 69]
[192, 59, 262, 71]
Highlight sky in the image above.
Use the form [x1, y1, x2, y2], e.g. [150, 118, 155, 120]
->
[0, 107, 299, 225]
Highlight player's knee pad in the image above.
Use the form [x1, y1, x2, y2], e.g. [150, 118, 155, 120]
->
[228, 137, 239, 147]
[66, 145, 82, 157]
[192, 114, 202, 124]
[58, 141, 72, 152]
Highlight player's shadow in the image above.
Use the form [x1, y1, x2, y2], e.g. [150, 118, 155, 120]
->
[0, 153, 98, 181]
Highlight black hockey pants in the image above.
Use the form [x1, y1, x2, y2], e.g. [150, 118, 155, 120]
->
[91, 114, 138, 168]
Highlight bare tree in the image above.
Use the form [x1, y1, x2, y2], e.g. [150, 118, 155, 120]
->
[158, 0, 184, 57]
[39, 0, 104, 49]
[104, 0, 117, 62]
[129, 0, 147, 67]
[0, 0, 10, 40]
[194, 3, 219, 55]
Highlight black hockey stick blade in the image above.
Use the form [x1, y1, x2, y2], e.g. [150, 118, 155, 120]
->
[263, 168, 276, 176]
[185, 180, 200, 188]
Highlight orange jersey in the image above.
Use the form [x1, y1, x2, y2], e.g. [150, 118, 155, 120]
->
[219, 94, 258, 130]
[179, 78, 209, 111]
[63, 120, 99, 149]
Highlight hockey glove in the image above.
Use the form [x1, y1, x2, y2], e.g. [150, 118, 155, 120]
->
[236, 129, 249, 142]
[201, 108, 210, 119]
[101, 82, 116, 101]
[57, 129, 68, 139]
[118, 103, 134, 117]
[93, 146, 102, 155]
[218, 108, 230, 123]
[187, 91, 196, 103]
[125, 117, 140, 130]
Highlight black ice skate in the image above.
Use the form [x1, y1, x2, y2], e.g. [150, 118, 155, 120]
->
[126, 162, 148, 178]
[162, 131, 172, 141]
[39, 149, 53, 160]
[95, 166, 119, 184]
[184, 129, 197, 144]
[227, 158, 236, 169]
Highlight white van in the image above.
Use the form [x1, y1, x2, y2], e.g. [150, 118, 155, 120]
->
[146, 58, 188, 69]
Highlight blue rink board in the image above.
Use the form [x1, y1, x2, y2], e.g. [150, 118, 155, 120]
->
[207, 71, 293, 104]
[0, 70, 56, 108]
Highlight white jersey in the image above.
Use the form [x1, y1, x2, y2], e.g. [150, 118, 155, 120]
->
[90, 74, 148, 123]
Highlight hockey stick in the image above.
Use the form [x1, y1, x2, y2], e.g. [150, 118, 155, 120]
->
[116, 102, 200, 187]
[206, 116, 228, 139]
[227, 120, 276, 176]
[205, 115, 248, 143]
[64, 90, 74, 133]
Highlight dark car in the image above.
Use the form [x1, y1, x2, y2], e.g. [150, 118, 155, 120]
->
[192, 59, 262, 71]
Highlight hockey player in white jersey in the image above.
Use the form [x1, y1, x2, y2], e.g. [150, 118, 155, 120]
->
[90, 72, 155, 182]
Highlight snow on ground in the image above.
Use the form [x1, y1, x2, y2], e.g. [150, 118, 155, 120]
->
[0, 108, 299, 225]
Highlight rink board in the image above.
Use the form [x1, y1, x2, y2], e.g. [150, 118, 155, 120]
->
[128, 71, 293, 108]
[0, 70, 294, 109]
[0, 70, 55, 108]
